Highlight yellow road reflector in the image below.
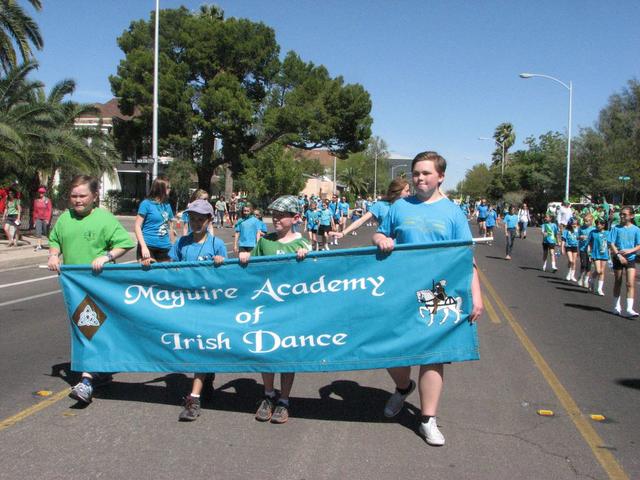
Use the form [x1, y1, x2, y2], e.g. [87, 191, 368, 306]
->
[34, 390, 53, 397]
[590, 414, 606, 422]
[537, 409, 555, 416]
[62, 412, 76, 417]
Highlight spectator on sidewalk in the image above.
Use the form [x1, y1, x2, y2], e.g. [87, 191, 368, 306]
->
[32, 186, 53, 251]
[2, 188, 21, 247]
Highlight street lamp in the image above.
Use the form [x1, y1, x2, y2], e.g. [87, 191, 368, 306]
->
[519, 72, 573, 202]
[152, 0, 160, 182]
[478, 137, 506, 175]
[391, 164, 408, 178]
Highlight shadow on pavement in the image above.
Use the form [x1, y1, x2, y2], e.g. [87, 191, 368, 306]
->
[564, 303, 614, 315]
[555, 286, 589, 294]
[485, 255, 507, 261]
[615, 378, 640, 390]
[518, 266, 541, 271]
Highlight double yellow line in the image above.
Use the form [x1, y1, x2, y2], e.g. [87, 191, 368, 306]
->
[479, 269, 628, 480]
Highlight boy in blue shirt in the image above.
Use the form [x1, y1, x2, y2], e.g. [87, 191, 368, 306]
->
[171, 199, 227, 421]
[541, 214, 559, 272]
[374, 150, 483, 447]
[503, 206, 519, 260]
[233, 204, 261, 255]
[609, 206, 640, 316]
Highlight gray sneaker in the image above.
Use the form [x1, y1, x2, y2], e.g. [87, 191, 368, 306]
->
[178, 395, 201, 421]
[255, 396, 275, 422]
[69, 382, 93, 404]
[383, 380, 416, 418]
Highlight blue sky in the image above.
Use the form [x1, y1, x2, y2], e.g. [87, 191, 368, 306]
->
[31, 0, 640, 187]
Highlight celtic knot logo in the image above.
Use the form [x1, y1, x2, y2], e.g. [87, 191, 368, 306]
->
[77, 305, 100, 327]
[72, 296, 107, 340]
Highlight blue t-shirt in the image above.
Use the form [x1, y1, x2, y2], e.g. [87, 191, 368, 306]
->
[305, 209, 320, 230]
[577, 225, 595, 252]
[368, 200, 390, 222]
[588, 229, 609, 260]
[319, 207, 332, 226]
[485, 210, 497, 228]
[562, 229, 579, 248]
[235, 216, 261, 248]
[378, 196, 472, 244]
[609, 224, 640, 261]
[541, 223, 558, 245]
[476, 205, 489, 219]
[504, 213, 518, 229]
[137, 199, 174, 249]
[169, 233, 227, 262]
[329, 202, 340, 220]
[339, 201, 350, 216]
[259, 220, 268, 234]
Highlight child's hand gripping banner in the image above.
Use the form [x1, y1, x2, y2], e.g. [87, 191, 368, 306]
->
[59, 241, 479, 373]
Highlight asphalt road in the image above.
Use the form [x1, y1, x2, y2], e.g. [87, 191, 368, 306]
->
[0, 220, 638, 480]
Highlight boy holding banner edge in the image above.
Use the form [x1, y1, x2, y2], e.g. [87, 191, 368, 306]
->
[239, 195, 311, 424]
[170, 199, 227, 421]
[373, 151, 483, 446]
[48, 175, 135, 404]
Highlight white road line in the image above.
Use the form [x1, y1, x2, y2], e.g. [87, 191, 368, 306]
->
[0, 275, 58, 289]
[0, 290, 61, 307]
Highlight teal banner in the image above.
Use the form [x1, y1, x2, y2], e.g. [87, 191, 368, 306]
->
[59, 242, 479, 373]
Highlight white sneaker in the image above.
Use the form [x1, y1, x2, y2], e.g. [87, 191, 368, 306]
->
[565, 273, 571, 281]
[419, 417, 445, 446]
[571, 276, 578, 282]
[383, 380, 416, 418]
[613, 306, 622, 316]
[596, 290, 605, 296]
[625, 309, 639, 318]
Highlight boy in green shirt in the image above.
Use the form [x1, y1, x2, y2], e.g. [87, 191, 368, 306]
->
[239, 195, 310, 424]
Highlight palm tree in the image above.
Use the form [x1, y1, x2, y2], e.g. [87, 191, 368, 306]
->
[0, 0, 43, 73]
[339, 166, 367, 196]
[493, 122, 516, 168]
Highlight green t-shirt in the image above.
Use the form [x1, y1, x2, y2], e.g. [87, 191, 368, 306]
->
[251, 232, 311, 257]
[6, 199, 20, 215]
[49, 207, 135, 265]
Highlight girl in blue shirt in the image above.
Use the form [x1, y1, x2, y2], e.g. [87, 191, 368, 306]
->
[318, 199, 334, 250]
[485, 205, 498, 238]
[577, 214, 595, 288]
[588, 218, 609, 296]
[503, 206, 519, 260]
[541, 214, 559, 272]
[561, 219, 579, 281]
[374, 150, 483, 447]
[609, 206, 640, 316]
[476, 199, 489, 237]
[329, 178, 410, 240]
[304, 200, 320, 249]
[135, 176, 175, 266]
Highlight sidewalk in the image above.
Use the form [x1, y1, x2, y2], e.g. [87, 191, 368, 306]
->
[0, 233, 49, 269]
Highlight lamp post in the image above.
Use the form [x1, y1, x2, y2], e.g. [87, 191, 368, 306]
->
[333, 155, 337, 195]
[519, 72, 573, 202]
[373, 150, 378, 197]
[151, 0, 160, 183]
[478, 137, 506, 175]
[391, 164, 408, 178]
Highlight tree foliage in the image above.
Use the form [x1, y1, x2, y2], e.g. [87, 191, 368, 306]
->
[234, 144, 306, 208]
[0, 0, 43, 73]
[109, 7, 373, 190]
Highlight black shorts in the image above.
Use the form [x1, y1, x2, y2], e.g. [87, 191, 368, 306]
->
[612, 255, 636, 270]
[579, 251, 591, 269]
[318, 224, 331, 235]
[565, 246, 578, 253]
[487, 226, 494, 232]
[477, 217, 486, 223]
[136, 244, 171, 262]
[542, 243, 556, 251]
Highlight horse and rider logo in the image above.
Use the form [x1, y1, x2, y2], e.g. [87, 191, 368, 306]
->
[416, 279, 463, 327]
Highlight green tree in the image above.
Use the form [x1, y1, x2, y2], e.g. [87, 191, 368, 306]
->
[110, 7, 372, 190]
[234, 144, 306, 208]
[339, 166, 367, 196]
[456, 163, 492, 200]
[0, 0, 42, 72]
